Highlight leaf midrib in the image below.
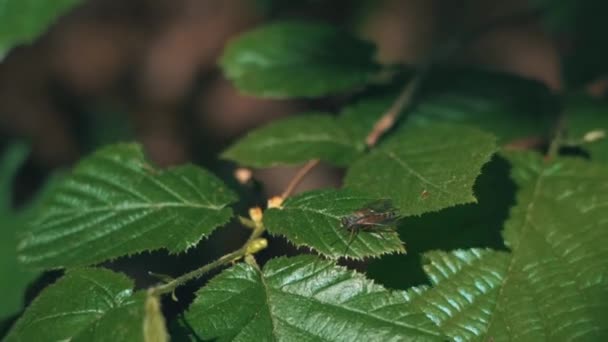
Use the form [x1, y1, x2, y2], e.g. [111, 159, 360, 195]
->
[381, 150, 454, 197]
[482, 165, 602, 341]
[43, 201, 226, 217]
[248, 134, 354, 150]
[256, 260, 441, 339]
[266, 286, 442, 339]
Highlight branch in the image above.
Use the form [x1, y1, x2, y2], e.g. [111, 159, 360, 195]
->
[365, 70, 426, 147]
[150, 224, 266, 296]
[365, 9, 542, 147]
[280, 159, 320, 199]
[149, 9, 544, 297]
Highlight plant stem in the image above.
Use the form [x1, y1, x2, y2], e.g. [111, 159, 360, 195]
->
[280, 159, 320, 199]
[149, 9, 544, 297]
[365, 69, 427, 147]
[151, 250, 241, 296]
[150, 156, 315, 296]
[150, 225, 265, 296]
[365, 9, 541, 147]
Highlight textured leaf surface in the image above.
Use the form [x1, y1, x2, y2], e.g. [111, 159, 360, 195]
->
[345, 124, 496, 216]
[222, 113, 361, 167]
[402, 153, 608, 341]
[185, 255, 443, 341]
[264, 189, 404, 259]
[407, 249, 511, 341]
[220, 21, 378, 98]
[5, 268, 148, 342]
[18, 143, 237, 269]
[0, 0, 82, 59]
[0, 144, 40, 321]
[367, 156, 512, 289]
[564, 94, 608, 163]
[492, 153, 608, 340]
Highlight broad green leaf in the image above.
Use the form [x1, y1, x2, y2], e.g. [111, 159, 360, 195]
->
[18, 143, 237, 269]
[0, 144, 28, 209]
[184, 255, 443, 341]
[222, 113, 361, 167]
[501, 154, 608, 339]
[264, 189, 404, 259]
[5, 268, 151, 342]
[0, 0, 82, 59]
[220, 21, 379, 98]
[223, 68, 541, 168]
[168, 316, 199, 342]
[563, 94, 608, 163]
[0, 144, 41, 322]
[345, 124, 497, 216]
[367, 156, 512, 289]
[413, 68, 554, 142]
[340, 67, 553, 145]
[402, 153, 608, 341]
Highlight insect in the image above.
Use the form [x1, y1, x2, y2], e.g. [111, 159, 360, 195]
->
[338, 199, 401, 254]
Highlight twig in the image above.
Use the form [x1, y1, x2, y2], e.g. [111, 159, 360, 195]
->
[150, 224, 266, 296]
[150, 158, 319, 295]
[365, 9, 542, 147]
[365, 71, 426, 147]
[150, 250, 242, 296]
[280, 159, 320, 199]
[148, 9, 544, 297]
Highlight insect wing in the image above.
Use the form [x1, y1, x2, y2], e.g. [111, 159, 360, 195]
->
[352, 200, 400, 227]
[361, 199, 394, 213]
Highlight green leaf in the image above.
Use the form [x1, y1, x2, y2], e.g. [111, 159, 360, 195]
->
[413, 68, 554, 142]
[184, 255, 443, 341]
[0, 0, 82, 59]
[168, 315, 199, 342]
[403, 153, 608, 341]
[220, 21, 379, 98]
[563, 94, 608, 163]
[223, 68, 538, 168]
[0, 144, 28, 210]
[5, 268, 151, 342]
[18, 143, 237, 269]
[222, 113, 361, 167]
[340, 68, 553, 145]
[407, 249, 511, 341]
[0, 144, 41, 322]
[264, 189, 404, 259]
[500, 171, 608, 339]
[367, 156, 512, 289]
[344, 123, 497, 216]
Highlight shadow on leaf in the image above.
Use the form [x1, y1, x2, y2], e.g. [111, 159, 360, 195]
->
[367, 155, 514, 289]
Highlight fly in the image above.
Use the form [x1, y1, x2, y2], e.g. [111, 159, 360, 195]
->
[338, 199, 401, 254]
